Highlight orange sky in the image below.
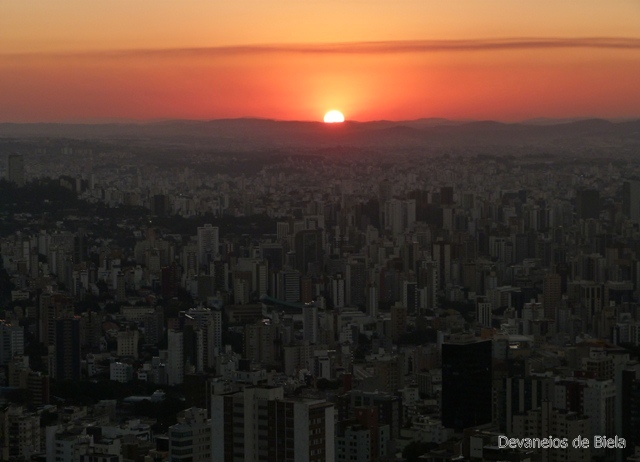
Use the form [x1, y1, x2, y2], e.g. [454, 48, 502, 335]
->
[1, 1, 639, 122]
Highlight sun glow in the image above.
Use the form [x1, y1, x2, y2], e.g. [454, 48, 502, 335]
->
[323, 110, 345, 123]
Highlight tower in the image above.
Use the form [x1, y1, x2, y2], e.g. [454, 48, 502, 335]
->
[197, 224, 219, 270]
[211, 387, 335, 462]
[167, 329, 185, 385]
[441, 334, 492, 431]
[475, 296, 492, 328]
[55, 317, 81, 382]
[294, 229, 323, 276]
[7, 154, 25, 187]
[576, 188, 600, 220]
[623, 180, 640, 223]
[303, 304, 318, 344]
[543, 272, 562, 319]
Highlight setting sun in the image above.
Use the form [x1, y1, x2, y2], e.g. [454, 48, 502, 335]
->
[324, 110, 345, 123]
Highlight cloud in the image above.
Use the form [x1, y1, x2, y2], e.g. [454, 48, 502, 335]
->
[3, 37, 640, 59]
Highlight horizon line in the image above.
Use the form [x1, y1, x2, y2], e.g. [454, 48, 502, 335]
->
[3, 36, 640, 58]
[2, 115, 640, 126]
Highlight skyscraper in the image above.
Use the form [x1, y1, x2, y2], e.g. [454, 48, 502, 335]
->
[197, 224, 219, 269]
[543, 272, 562, 319]
[55, 317, 81, 381]
[303, 304, 318, 344]
[0, 321, 24, 366]
[211, 387, 335, 462]
[475, 296, 492, 328]
[576, 188, 600, 220]
[623, 180, 640, 223]
[7, 154, 25, 187]
[294, 229, 323, 275]
[167, 329, 184, 385]
[441, 334, 492, 431]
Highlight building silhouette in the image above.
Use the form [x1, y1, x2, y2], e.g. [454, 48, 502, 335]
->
[55, 317, 81, 382]
[441, 335, 492, 431]
[7, 154, 25, 187]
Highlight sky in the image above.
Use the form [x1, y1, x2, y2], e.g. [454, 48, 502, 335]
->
[1, 0, 640, 122]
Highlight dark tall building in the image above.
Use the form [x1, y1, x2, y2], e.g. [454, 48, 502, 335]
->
[543, 273, 562, 319]
[261, 243, 284, 273]
[440, 186, 454, 206]
[347, 259, 367, 308]
[576, 189, 600, 220]
[152, 194, 170, 216]
[622, 369, 640, 459]
[294, 229, 323, 275]
[442, 335, 492, 431]
[161, 262, 180, 298]
[623, 180, 640, 222]
[55, 317, 81, 381]
[7, 154, 25, 187]
[73, 228, 87, 264]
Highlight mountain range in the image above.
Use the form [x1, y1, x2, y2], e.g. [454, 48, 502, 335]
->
[1, 118, 639, 152]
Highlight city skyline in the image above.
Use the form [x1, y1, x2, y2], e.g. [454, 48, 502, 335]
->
[1, 1, 640, 122]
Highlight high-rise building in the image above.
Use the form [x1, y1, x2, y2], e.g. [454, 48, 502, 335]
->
[441, 334, 492, 431]
[542, 273, 562, 321]
[375, 355, 405, 393]
[512, 401, 591, 462]
[498, 375, 555, 433]
[211, 386, 335, 462]
[621, 368, 640, 459]
[186, 306, 222, 370]
[339, 390, 403, 439]
[390, 303, 408, 341]
[335, 416, 390, 462]
[576, 188, 600, 220]
[0, 321, 24, 366]
[261, 243, 284, 273]
[331, 275, 346, 308]
[167, 329, 184, 385]
[294, 229, 323, 275]
[55, 317, 81, 381]
[197, 224, 219, 269]
[366, 284, 379, 318]
[346, 259, 366, 308]
[152, 194, 170, 216]
[623, 180, 640, 223]
[303, 304, 318, 344]
[0, 405, 41, 459]
[161, 262, 180, 298]
[169, 407, 211, 462]
[7, 154, 25, 187]
[475, 296, 492, 328]
[440, 186, 454, 206]
[117, 329, 139, 359]
[417, 259, 439, 312]
[278, 270, 301, 303]
[383, 199, 416, 236]
[244, 320, 279, 366]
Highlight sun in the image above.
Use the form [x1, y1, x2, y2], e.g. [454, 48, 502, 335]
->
[323, 110, 345, 123]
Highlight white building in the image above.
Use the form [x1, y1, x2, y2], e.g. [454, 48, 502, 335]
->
[169, 407, 211, 462]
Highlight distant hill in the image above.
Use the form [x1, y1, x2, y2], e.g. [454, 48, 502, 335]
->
[1, 117, 639, 152]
